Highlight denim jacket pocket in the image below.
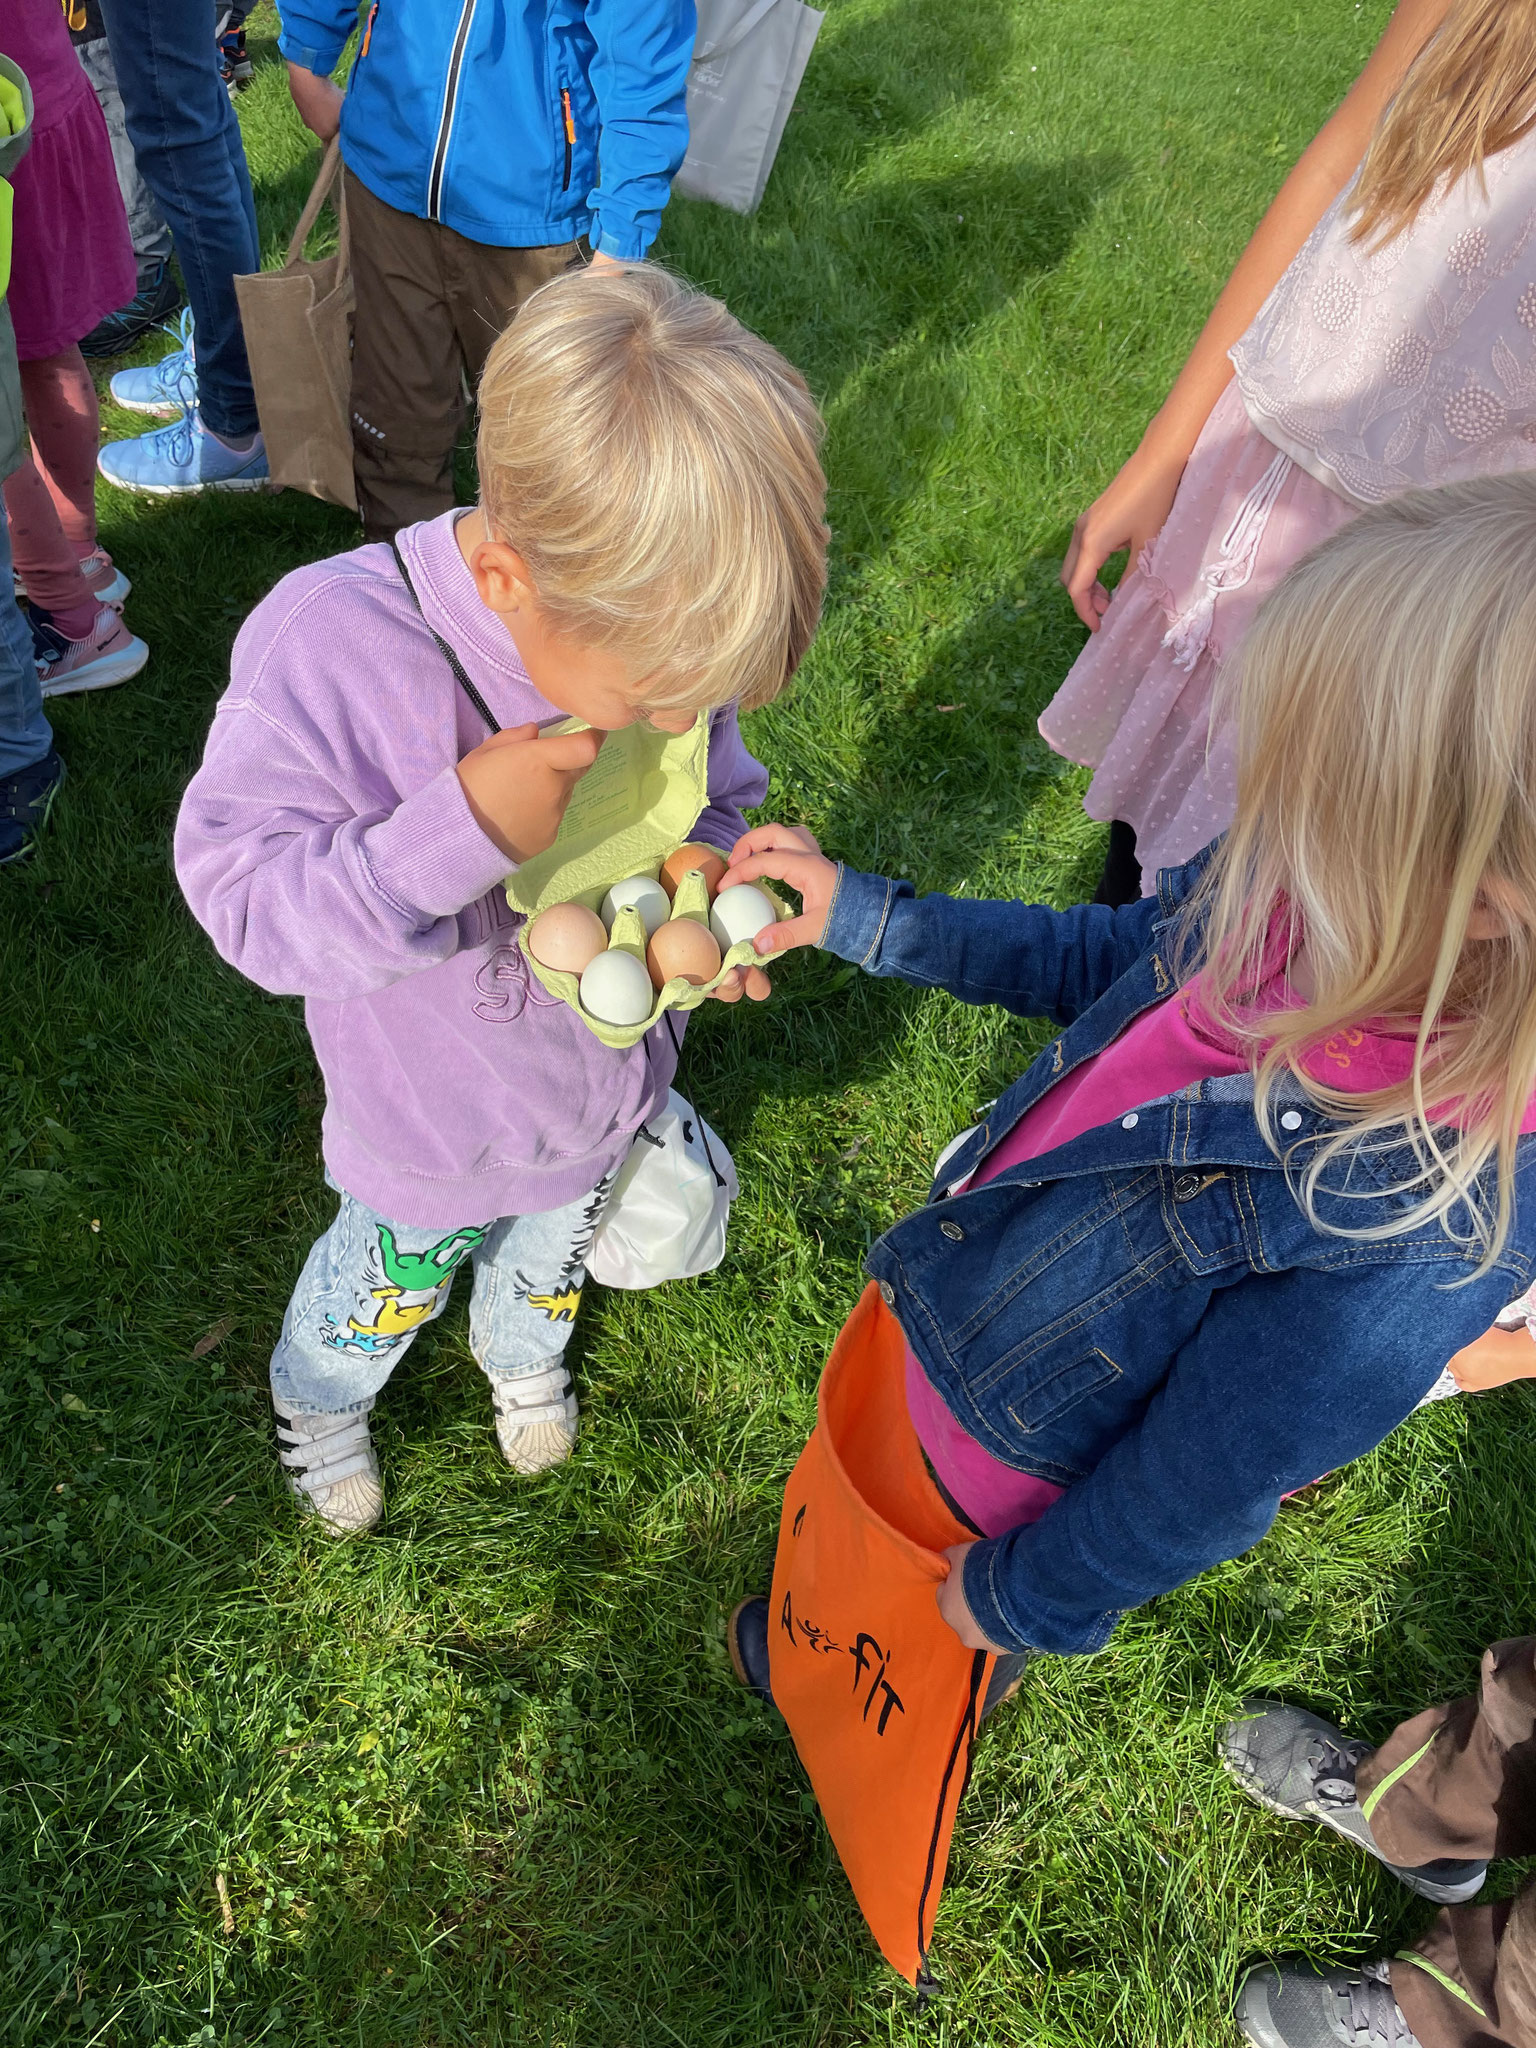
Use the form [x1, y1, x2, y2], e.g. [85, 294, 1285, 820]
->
[1004, 1344, 1122, 1437]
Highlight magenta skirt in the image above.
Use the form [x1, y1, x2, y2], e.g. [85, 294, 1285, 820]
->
[8, 68, 136, 361]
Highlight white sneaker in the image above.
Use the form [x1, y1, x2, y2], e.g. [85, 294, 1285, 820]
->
[274, 1400, 382, 1535]
[489, 1363, 578, 1474]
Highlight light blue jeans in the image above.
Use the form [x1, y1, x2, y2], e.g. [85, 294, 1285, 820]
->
[271, 1176, 614, 1416]
[0, 508, 52, 779]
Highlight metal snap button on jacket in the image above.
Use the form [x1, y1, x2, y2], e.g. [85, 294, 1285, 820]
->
[940, 1220, 965, 1241]
[1121, 1112, 1139, 1129]
[1173, 1173, 1203, 1202]
[879, 1280, 895, 1306]
[1280, 1110, 1304, 1131]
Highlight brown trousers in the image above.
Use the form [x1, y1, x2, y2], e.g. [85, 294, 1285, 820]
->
[1355, 1639, 1536, 2048]
[344, 170, 581, 541]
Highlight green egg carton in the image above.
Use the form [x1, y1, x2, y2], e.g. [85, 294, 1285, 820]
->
[504, 716, 790, 1049]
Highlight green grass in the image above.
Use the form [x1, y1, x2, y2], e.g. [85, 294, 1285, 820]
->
[6, 2, 1536, 2042]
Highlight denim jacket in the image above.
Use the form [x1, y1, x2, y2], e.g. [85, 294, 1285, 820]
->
[820, 848, 1536, 1657]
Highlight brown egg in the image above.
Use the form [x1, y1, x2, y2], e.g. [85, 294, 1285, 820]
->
[527, 901, 608, 975]
[646, 917, 722, 990]
[659, 842, 727, 901]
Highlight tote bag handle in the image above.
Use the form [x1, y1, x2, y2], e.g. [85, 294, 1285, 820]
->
[283, 135, 349, 272]
[694, 0, 783, 64]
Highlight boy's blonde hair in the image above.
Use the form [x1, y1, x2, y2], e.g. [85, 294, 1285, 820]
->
[1349, 0, 1536, 247]
[1185, 475, 1536, 1274]
[475, 265, 827, 713]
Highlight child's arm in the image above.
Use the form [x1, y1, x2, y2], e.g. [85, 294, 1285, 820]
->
[943, 1261, 1507, 1657]
[175, 701, 597, 1004]
[582, 0, 695, 260]
[723, 825, 1165, 1025]
[1062, 0, 1453, 631]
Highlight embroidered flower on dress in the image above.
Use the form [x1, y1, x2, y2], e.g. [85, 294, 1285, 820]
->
[1519, 282, 1536, 331]
[1384, 330, 1431, 385]
[1444, 381, 1508, 442]
[1447, 227, 1490, 276]
[1310, 271, 1360, 334]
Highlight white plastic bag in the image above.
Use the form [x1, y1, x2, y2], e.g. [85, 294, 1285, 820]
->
[587, 1090, 738, 1289]
[674, 0, 824, 215]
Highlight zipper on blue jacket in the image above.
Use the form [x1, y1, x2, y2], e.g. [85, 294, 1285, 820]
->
[427, 0, 477, 222]
[560, 87, 575, 192]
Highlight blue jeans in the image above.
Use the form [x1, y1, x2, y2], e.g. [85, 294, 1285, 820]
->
[270, 1176, 615, 1416]
[96, 0, 260, 438]
[0, 508, 52, 779]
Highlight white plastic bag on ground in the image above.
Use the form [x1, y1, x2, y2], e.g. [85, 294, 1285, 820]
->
[587, 1090, 738, 1289]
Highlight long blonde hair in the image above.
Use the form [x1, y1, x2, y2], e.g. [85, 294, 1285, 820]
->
[1349, 0, 1536, 247]
[476, 266, 827, 714]
[1183, 476, 1536, 1273]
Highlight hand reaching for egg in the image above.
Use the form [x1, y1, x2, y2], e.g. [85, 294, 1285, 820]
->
[456, 721, 605, 865]
[723, 825, 838, 955]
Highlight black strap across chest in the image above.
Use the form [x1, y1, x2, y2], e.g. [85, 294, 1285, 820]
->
[389, 537, 501, 735]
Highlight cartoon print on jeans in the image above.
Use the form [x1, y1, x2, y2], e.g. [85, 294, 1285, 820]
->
[320, 1223, 488, 1352]
[375, 1223, 486, 1291]
[505, 1170, 617, 1325]
[512, 1274, 585, 1323]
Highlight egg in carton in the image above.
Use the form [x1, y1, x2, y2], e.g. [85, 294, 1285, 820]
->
[504, 716, 792, 1049]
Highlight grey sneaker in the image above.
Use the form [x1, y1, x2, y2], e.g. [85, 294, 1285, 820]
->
[489, 1363, 578, 1474]
[274, 1401, 382, 1535]
[1236, 1959, 1422, 2048]
[1222, 1700, 1486, 1905]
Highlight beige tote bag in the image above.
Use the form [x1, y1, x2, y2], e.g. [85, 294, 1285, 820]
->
[234, 138, 356, 511]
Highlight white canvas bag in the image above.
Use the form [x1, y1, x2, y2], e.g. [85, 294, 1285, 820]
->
[587, 1090, 739, 1289]
[674, 0, 824, 215]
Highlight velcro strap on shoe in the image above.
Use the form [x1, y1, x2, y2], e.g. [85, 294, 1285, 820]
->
[494, 1402, 573, 1431]
[275, 1412, 375, 1495]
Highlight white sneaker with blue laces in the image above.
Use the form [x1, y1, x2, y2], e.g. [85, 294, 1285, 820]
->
[109, 309, 196, 418]
[98, 405, 268, 497]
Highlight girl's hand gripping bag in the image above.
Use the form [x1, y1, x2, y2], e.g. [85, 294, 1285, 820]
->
[768, 1283, 996, 1985]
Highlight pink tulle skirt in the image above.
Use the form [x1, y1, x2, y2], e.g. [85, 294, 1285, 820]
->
[1039, 380, 1358, 889]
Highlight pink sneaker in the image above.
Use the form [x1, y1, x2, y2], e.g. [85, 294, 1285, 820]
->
[13, 549, 131, 610]
[34, 606, 149, 699]
[80, 548, 131, 608]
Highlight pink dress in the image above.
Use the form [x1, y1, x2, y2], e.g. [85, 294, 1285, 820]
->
[1041, 131, 1536, 889]
[3, 3, 134, 359]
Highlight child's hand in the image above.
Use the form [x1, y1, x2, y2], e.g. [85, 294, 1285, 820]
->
[706, 962, 772, 1004]
[1062, 444, 1185, 631]
[457, 722, 604, 865]
[722, 824, 838, 955]
[1447, 1322, 1536, 1394]
[937, 1543, 1010, 1653]
[286, 62, 344, 142]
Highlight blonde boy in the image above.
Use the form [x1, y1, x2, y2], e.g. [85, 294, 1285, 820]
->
[174, 268, 827, 1533]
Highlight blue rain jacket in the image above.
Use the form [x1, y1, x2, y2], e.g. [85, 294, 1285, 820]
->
[819, 847, 1536, 1657]
[277, 0, 694, 258]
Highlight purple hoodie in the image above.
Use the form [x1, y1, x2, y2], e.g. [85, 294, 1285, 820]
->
[175, 512, 768, 1229]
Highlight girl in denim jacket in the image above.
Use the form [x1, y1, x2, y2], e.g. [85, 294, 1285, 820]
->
[723, 475, 1536, 1682]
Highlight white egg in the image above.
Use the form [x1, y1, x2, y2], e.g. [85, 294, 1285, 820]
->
[579, 948, 655, 1026]
[601, 874, 671, 937]
[710, 882, 777, 953]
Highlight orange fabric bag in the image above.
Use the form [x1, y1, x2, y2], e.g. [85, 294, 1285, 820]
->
[768, 1282, 995, 1984]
